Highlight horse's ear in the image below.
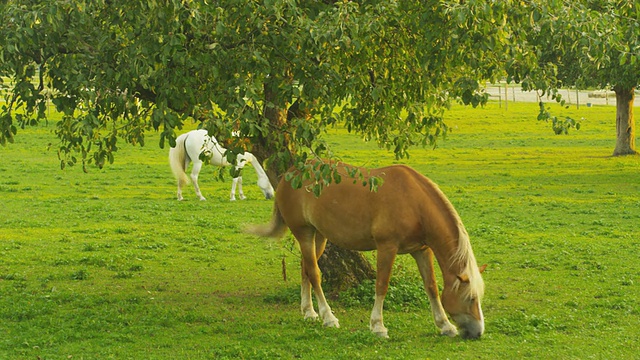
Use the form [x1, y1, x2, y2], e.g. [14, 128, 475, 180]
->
[457, 273, 470, 283]
[479, 264, 487, 273]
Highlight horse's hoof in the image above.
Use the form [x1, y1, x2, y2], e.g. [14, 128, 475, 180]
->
[374, 331, 389, 338]
[323, 318, 340, 328]
[303, 312, 319, 321]
[441, 325, 458, 337]
[199, 197, 207, 201]
[371, 323, 388, 338]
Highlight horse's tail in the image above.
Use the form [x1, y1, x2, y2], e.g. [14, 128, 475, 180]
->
[245, 203, 288, 239]
[169, 133, 190, 186]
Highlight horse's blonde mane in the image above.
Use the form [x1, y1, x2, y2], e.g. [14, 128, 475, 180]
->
[450, 223, 485, 301]
[430, 180, 485, 301]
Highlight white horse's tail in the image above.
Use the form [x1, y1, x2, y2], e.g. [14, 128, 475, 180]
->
[169, 134, 190, 186]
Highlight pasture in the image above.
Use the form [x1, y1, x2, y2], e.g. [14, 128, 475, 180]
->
[1, 101, 639, 359]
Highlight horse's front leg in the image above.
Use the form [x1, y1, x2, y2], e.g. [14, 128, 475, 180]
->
[230, 177, 239, 201]
[411, 248, 458, 337]
[230, 176, 246, 201]
[237, 176, 246, 200]
[370, 245, 397, 338]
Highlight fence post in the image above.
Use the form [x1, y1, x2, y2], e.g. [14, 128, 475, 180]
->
[504, 83, 508, 111]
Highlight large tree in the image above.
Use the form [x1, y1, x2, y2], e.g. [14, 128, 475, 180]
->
[0, 1, 514, 165]
[0, 0, 518, 289]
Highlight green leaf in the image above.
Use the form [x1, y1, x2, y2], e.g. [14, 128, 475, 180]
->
[332, 171, 342, 184]
[291, 176, 302, 190]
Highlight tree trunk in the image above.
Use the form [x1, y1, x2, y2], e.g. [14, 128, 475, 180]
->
[253, 78, 289, 186]
[613, 86, 636, 156]
[318, 242, 376, 296]
[256, 79, 375, 295]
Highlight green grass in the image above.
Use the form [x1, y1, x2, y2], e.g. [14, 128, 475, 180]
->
[1, 101, 639, 359]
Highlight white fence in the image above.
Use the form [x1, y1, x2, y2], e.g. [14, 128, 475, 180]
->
[485, 83, 640, 108]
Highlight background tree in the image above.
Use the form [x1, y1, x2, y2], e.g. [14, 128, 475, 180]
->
[564, 0, 638, 155]
[502, 0, 639, 155]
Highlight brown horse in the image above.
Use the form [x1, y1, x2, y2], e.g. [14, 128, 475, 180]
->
[247, 161, 486, 339]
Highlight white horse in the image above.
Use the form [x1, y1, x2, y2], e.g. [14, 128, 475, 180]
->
[169, 129, 275, 201]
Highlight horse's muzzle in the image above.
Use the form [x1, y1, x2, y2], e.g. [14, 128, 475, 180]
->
[453, 314, 484, 340]
[460, 328, 483, 340]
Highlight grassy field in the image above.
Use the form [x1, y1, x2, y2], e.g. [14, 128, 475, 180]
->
[1, 101, 639, 359]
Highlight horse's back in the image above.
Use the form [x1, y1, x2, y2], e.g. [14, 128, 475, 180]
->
[275, 163, 459, 253]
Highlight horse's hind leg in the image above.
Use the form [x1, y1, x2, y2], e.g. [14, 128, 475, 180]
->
[370, 245, 397, 338]
[296, 229, 338, 328]
[300, 256, 318, 321]
[411, 248, 458, 337]
[190, 161, 206, 201]
[177, 180, 184, 201]
[177, 158, 191, 201]
[300, 231, 327, 321]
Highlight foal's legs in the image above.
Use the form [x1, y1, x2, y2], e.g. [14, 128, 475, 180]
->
[411, 248, 458, 337]
[370, 245, 397, 338]
[296, 230, 338, 328]
[190, 160, 207, 201]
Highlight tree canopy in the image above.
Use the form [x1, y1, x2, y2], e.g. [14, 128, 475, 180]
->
[0, 1, 515, 172]
[1, 0, 637, 176]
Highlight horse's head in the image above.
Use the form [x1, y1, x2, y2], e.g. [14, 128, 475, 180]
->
[257, 177, 275, 200]
[441, 264, 486, 339]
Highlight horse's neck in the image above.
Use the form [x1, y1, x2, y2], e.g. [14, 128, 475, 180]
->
[244, 152, 268, 179]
